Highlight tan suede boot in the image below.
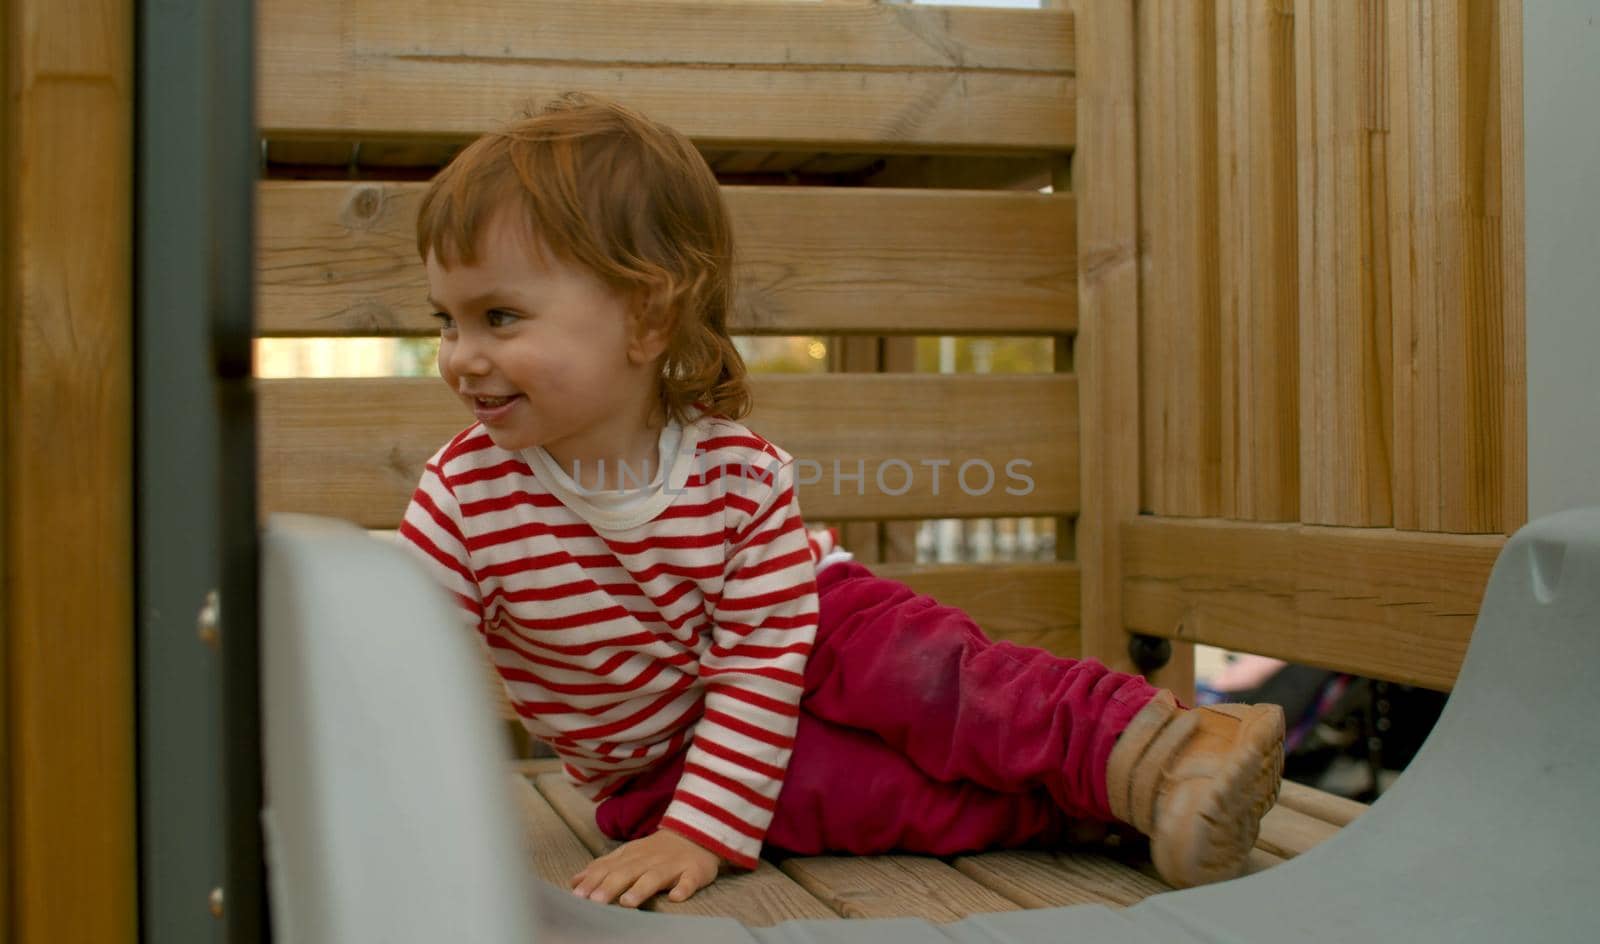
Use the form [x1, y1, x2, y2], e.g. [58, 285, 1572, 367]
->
[1105, 691, 1285, 888]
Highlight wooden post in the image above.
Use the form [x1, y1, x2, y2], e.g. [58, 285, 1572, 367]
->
[1076, 0, 1192, 696]
[1, 0, 138, 938]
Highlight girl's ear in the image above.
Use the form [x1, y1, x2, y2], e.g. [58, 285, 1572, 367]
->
[626, 291, 672, 366]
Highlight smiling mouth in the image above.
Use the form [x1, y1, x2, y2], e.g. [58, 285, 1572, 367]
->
[471, 394, 520, 408]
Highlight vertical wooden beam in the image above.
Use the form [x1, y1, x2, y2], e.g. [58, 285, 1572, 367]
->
[1496, 0, 1526, 534]
[1295, 0, 1394, 527]
[1078, 0, 1191, 696]
[2, 0, 137, 939]
[1137, 0, 1223, 519]
[1388, 0, 1509, 534]
[1217, 0, 1300, 522]
[0, 0, 12, 930]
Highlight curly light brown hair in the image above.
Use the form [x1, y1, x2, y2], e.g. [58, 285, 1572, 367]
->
[416, 92, 751, 423]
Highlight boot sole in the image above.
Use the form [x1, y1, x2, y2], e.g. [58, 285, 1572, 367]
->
[1151, 703, 1285, 889]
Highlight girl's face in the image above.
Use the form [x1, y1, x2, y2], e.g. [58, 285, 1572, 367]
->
[425, 209, 667, 465]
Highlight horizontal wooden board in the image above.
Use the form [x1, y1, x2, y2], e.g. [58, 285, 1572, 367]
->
[875, 561, 1080, 657]
[1274, 780, 1368, 829]
[259, 0, 1075, 153]
[779, 855, 1019, 921]
[951, 851, 1169, 909]
[1122, 516, 1502, 690]
[1254, 804, 1341, 860]
[256, 182, 1076, 337]
[258, 374, 1078, 527]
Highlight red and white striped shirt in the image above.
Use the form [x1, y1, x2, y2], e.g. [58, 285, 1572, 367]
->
[398, 413, 829, 869]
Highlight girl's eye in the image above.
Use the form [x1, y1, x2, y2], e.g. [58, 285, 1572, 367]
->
[430, 311, 455, 331]
[486, 309, 520, 328]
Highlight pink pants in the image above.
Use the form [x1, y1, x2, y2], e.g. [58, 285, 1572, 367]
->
[594, 560, 1162, 857]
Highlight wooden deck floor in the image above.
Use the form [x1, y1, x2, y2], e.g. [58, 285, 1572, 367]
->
[512, 760, 1366, 927]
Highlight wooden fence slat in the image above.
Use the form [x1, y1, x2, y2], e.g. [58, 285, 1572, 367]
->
[257, 374, 1079, 526]
[778, 855, 1020, 922]
[1217, 0, 1299, 522]
[1137, 0, 1222, 518]
[532, 774, 839, 924]
[1388, 0, 1508, 534]
[257, 183, 1077, 338]
[258, 0, 1076, 152]
[951, 851, 1170, 909]
[1122, 516, 1500, 690]
[875, 562, 1080, 657]
[1295, 0, 1394, 527]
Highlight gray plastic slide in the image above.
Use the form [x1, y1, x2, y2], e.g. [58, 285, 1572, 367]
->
[261, 508, 1600, 942]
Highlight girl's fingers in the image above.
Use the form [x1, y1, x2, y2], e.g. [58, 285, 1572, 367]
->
[618, 871, 667, 908]
[667, 874, 699, 902]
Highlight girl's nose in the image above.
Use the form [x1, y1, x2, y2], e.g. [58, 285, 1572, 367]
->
[445, 333, 490, 378]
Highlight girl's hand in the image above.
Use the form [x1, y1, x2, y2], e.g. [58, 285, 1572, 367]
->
[569, 828, 724, 908]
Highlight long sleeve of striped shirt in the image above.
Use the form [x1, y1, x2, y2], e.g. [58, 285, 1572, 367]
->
[655, 452, 818, 868]
[397, 428, 485, 633]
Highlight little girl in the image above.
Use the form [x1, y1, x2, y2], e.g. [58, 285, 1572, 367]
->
[399, 93, 1284, 909]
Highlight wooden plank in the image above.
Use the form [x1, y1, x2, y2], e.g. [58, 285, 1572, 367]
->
[512, 774, 596, 888]
[1216, 0, 1300, 522]
[1244, 847, 1287, 875]
[1254, 804, 1341, 859]
[3, 0, 138, 939]
[1295, 0, 1393, 527]
[532, 773, 621, 856]
[874, 562, 1081, 658]
[952, 851, 1170, 909]
[1275, 780, 1368, 828]
[1074, 0, 1151, 686]
[1388, 0, 1510, 534]
[257, 374, 1080, 527]
[258, 0, 1076, 153]
[1137, 0, 1222, 518]
[1122, 516, 1501, 690]
[256, 182, 1077, 338]
[779, 855, 1020, 921]
[1497, 0, 1526, 536]
[532, 773, 839, 924]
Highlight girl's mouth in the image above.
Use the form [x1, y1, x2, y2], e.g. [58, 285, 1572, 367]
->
[470, 394, 523, 422]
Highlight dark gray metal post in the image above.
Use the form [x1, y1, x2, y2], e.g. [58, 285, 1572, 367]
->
[137, 0, 265, 940]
